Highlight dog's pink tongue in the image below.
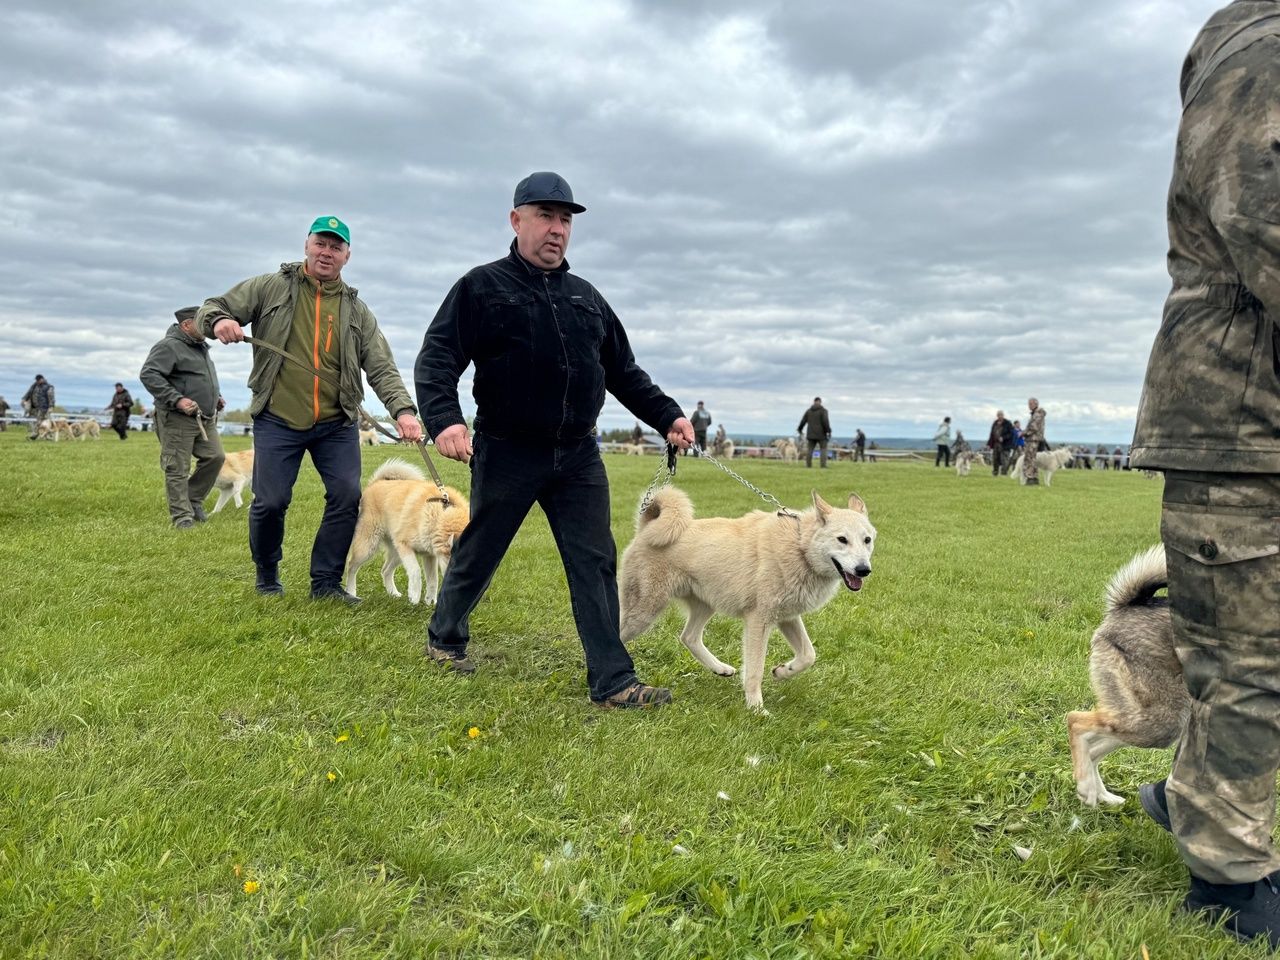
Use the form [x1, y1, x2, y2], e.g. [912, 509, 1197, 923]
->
[842, 571, 863, 591]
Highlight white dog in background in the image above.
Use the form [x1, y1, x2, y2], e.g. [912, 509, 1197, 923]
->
[1011, 447, 1075, 486]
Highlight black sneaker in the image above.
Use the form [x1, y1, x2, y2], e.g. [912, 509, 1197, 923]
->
[191, 504, 208, 523]
[310, 585, 362, 605]
[1185, 870, 1280, 946]
[1139, 779, 1172, 833]
[426, 643, 476, 674]
[255, 565, 284, 596]
[174, 518, 195, 529]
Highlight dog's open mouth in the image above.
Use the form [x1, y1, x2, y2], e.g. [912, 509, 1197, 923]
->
[832, 558, 864, 591]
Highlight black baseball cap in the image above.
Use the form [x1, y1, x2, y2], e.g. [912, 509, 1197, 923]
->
[513, 171, 585, 213]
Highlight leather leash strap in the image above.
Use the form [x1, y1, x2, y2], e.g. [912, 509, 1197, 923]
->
[241, 335, 450, 502]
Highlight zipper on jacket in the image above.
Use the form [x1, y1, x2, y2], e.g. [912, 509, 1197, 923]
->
[312, 287, 322, 421]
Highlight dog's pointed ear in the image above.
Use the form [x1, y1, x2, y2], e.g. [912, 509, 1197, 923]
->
[846, 492, 867, 515]
[811, 490, 832, 521]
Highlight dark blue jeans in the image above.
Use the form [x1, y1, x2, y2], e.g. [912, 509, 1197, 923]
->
[250, 413, 361, 591]
[428, 433, 638, 701]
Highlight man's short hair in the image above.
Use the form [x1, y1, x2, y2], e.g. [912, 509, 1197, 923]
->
[814, 397, 822, 403]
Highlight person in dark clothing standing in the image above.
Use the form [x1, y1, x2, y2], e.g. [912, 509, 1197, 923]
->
[797, 397, 831, 468]
[689, 400, 712, 455]
[22, 375, 54, 439]
[416, 171, 694, 709]
[107, 383, 134, 440]
[139, 308, 226, 528]
[986, 410, 1015, 476]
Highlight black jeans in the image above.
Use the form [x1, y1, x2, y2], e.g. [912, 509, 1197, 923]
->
[250, 413, 361, 591]
[935, 444, 951, 467]
[428, 433, 638, 701]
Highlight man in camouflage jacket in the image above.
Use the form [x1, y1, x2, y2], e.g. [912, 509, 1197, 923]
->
[1129, 0, 1280, 945]
[21, 375, 54, 439]
[1020, 398, 1045, 484]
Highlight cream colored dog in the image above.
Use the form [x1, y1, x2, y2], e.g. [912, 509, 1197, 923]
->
[344, 459, 470, 604]
[210, 449, 255, 513]
[620, 487, 876, 712]
[1011, 446, 1075, 486]
[71, 419, 101, 440]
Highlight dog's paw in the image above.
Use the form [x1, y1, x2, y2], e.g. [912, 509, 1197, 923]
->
[1076, 784, 1099, 808]
[772, 663, 796, 680]
[1098, 790, 1126, 807]
[712, 663, 736, 677]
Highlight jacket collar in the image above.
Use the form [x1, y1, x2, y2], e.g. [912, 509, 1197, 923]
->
[507, 238, 571, 276]
[280, 261, 359, 299]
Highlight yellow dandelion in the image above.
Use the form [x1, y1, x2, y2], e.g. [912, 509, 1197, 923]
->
[326, 771, 337, 783]
[335, 733, 349, 743]
[468, 727, 480, 739]
[242, 880, 260, 894]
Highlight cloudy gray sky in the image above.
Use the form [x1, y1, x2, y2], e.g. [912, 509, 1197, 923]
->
[0, 0, 1221, 442]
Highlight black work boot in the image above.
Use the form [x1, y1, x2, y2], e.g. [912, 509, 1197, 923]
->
[255, 564, 284, 596]
[191, 503, 208, 523]
[1185, 870, 1280, 946]
[1139, 779, 1171, 832]
[310, 585, 362, 605]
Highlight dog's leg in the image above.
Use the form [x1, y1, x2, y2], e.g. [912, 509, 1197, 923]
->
[1067, 710, 1127, 807]
[740, 616, 773, 713]
[773, 617, 816, 680]
[232, 477, 246, 507]
[396, 541, 423, 604]
[423, 553, 441, 604]
[211, 487, 231, 515]
[618, 563, 671, 643]
[679, 597, 735, 676]
[342, 527, 379, 598]
[379, 550, 402, 598]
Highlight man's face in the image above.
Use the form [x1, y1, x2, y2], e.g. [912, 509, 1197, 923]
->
[511, 203, 573, 269]
[1028, 398, 1038, 411]
[996, 411, 1004, 420]
[180, 319, 204, 341]
[305, 232, 351, 281]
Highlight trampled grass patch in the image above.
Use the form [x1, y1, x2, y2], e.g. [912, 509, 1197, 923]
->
[0, 432, 1264, 957]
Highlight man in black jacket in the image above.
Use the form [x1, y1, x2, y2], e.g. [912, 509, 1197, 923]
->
[986, 410, 1015, 476]
[139, 307, 226, 528]
[416, 172, 694, 709]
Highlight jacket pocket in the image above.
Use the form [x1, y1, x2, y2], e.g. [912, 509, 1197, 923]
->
[1163, 509, 1280, 567]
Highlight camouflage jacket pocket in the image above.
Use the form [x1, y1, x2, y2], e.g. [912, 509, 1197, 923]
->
[1162, 509, 1280, 566]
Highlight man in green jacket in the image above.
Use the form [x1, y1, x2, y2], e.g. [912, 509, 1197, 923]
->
[199, 216, 422, 601]
[139, 307, 226, 528]
[1129, 1, 1280, 946]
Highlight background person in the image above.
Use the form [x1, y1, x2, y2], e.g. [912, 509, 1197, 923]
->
[854, 427, 867, 462]
[1020, 399, 1046, 485]
[0, 395, 8, 431]
[139, 307, 225, 528]
[107, 383, 133, 440]
[933, 416, 952, 467]
[22, 374, 54, 439]
[1128, 1, 1280, 945]
[200, 216, 422, 600]
[987, 410, 1014, 476]
[416, 171, 693, 709]
[797, 397, 831, 468]
[689, 400, 712, 455]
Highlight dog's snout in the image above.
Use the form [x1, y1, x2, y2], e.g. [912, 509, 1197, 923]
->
[855, 564, 871, 578]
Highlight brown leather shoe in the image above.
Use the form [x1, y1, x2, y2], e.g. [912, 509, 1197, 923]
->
[597, 682, 673, 709]
[426, 644, 475, 674]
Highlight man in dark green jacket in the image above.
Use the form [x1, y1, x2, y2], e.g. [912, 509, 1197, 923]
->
[1129, 1, 1280, 946]
[200, 216, 422, 601]
[139, 307, 226, 528]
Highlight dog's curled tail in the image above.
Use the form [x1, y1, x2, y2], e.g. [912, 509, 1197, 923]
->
[635, 486, 694, 546]
[369, 458, 426, 484]
[1104, 544, 1167, 612]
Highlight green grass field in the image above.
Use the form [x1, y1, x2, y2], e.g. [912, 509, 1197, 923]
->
[0, 430, 1265, 958]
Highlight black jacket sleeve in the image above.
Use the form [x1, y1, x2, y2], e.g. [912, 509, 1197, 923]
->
[415, 276, 476, 439]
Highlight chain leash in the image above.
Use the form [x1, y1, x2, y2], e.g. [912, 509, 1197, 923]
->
[637, 443, 799, 520]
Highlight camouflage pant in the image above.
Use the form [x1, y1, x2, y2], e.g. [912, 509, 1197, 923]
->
[1163, 471, 1280, 884]
[1019, 445, 1037, 481]
[155, 407, 225, 524]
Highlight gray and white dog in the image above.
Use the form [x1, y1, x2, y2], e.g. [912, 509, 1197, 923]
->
[1067, 545, 1187, 807]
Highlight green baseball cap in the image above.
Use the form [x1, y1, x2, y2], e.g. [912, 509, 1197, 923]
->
[308, 215, 350, 244]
